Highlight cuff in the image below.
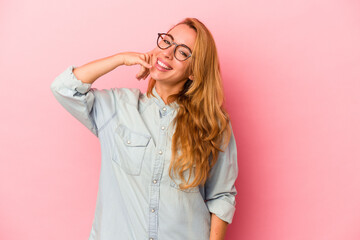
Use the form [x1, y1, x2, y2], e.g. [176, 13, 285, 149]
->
[62, 65, 92, 94]
[206, 198, 236, 224]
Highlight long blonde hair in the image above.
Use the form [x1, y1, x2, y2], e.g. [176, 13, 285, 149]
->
[146, 17, 231, 190]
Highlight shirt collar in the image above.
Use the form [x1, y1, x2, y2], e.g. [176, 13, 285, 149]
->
[151, 86, 179, 118]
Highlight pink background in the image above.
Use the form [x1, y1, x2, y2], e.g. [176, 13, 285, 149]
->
[1, 0, 360, 239]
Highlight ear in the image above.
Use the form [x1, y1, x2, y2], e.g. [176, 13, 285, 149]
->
[188, 74, 194, 81]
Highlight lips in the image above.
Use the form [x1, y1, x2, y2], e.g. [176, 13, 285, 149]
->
[156, 58, 173, 71]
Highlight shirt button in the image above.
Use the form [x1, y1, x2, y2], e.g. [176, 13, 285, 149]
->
[158, 150, 163, 155]
[151, 209, 155, 213]
[162, 107, 167, 111]
[161, 126, 165, 130]
[127, 140, 131, 144]
[153, 179, 157, 184]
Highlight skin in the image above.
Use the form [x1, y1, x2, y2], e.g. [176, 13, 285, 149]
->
[148, 23, 195, 104]
[210, 213, 229, 240]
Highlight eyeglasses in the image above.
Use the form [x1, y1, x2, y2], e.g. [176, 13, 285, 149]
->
[157, 33, 192, 61]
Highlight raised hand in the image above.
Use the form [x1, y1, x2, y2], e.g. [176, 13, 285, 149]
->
[118, 50, 154, 81]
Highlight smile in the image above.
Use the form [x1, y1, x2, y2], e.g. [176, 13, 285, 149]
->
[156, 59, 173, 71]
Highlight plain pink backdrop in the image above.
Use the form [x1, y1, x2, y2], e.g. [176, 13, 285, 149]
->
[1, 0, 359, 239]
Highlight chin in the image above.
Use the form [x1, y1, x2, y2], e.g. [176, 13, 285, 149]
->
[149, 73, 159, 81]
[149, 72, 168, 82]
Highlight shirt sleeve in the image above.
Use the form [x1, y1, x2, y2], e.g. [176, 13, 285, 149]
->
[205, 121, 238, 224]
[50, 65, 116, 137]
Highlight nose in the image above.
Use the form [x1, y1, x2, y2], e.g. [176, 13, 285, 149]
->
[162, 44, 175, 60]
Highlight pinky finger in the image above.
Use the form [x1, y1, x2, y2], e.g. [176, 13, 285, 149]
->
[144, 72, 150, 80]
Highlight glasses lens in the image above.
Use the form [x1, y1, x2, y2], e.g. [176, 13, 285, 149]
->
[158, 34, 172, 49]
[175, 46, 191, 61]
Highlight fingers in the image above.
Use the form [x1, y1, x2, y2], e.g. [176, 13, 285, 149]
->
[146, 49, 154, 56]
[121, 52, 153, 80]
[136, 66, 150, 80]
[136, 64, 150, 81]
[137, 53, 152, 69]
[135, 52, 152, 80]
[136, 65, 147, 80]
[138, 59, 152, 69]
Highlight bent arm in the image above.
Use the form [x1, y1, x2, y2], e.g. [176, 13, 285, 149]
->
[72, 53, 124, 84]
[205, 121, 238, 226]
[50, 65, 118, 137]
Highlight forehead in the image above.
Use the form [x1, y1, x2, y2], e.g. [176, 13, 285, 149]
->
[167, 24, 196, 49]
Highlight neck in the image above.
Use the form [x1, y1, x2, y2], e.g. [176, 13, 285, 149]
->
[154, 80, 186, 104]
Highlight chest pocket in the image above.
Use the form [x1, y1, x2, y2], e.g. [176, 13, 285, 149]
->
[113, 124, 151, 176]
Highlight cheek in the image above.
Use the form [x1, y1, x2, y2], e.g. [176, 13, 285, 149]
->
[151, 49, 161, 62]
[178, 64, 191, 77]
[173, 62, 189, 72]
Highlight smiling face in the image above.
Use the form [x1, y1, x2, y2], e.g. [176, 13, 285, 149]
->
[149, 24, 197, 88]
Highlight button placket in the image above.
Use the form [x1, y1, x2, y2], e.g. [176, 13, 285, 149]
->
[160, 124, 167, 136]
[148, 110, 169, 239]
[159, 106, 168, 118]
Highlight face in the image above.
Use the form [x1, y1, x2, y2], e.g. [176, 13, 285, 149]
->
[149, 24, 196, 87]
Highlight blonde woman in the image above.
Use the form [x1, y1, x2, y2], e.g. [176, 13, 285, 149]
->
[51, 17, 238, 240]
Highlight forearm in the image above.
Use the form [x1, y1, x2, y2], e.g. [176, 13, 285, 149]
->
[73, 53, 124, 84]
[209, 213, 228, 240]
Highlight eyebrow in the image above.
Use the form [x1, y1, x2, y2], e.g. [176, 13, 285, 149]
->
[166, 33, 193, 52]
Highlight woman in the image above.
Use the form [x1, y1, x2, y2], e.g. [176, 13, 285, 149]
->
[50, 17, 238, 240]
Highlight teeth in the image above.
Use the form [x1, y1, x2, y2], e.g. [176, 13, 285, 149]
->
[157, 60, 172, 70]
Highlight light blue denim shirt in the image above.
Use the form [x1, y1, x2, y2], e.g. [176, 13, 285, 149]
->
[50, 65, 238, 240]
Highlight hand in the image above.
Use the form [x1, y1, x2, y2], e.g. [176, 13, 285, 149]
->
[118, 51, 153, 81]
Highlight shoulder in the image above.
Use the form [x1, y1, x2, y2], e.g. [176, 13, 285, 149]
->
[111, 87, 149, 106]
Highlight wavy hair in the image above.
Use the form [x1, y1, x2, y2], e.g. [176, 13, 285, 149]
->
[146, 17, 231, 190]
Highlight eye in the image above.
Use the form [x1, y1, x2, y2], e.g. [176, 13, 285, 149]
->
[164, 39, 171, 45]
[180, 51, 188, 57]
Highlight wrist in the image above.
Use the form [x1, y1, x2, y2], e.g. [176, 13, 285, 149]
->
[114, 53, 125, 66]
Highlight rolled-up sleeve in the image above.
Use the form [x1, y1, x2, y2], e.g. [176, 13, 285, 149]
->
[50, 65, 116, 137]
[205, 122, 238, 224]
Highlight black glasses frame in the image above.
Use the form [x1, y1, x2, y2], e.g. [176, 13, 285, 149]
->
[157, 33, 192, 61]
